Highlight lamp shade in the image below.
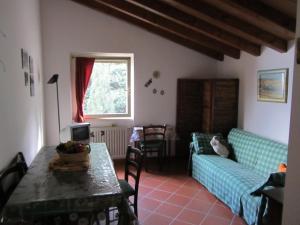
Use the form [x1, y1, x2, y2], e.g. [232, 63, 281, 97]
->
[48, 74, 59, 84]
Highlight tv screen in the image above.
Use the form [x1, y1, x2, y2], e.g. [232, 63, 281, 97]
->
[71, 123, 90, 142]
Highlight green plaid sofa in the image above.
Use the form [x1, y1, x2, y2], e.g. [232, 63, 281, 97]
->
[191, 128, 287, 225]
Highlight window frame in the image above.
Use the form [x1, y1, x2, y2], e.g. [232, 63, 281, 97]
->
[71, 53, 134, 120]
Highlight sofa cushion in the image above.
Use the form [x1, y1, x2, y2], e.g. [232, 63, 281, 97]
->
[192, 154, 267, 225]
[191, 133, 223, 155]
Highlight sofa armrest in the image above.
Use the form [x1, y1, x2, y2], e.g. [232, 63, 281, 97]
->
[251, 172, 286, 196]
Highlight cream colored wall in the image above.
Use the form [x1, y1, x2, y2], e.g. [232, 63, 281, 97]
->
[41, 0, 219, 145]
[0, 0, 45, 168]
[217, 45, 295, 144]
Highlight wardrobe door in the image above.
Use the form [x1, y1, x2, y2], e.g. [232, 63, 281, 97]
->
[176, 79, 203, 157]
[202, 80, 213, 133]
[212, 79, 239, 136]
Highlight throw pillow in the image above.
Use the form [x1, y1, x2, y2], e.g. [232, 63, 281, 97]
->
[278, 163, 287, 172]
[210, 136, 230, 158]
[191, 133, 223, 155]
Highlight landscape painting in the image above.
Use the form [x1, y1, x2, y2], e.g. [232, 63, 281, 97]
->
[257, 69, 288, 103]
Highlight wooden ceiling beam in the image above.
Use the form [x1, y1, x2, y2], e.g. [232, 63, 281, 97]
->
[164, 0, 287, 53]
[200, 0, 296, 40]
[71, 0, 224, 61]
[94, 0, 240, 59]
[127, 0, 261, 56]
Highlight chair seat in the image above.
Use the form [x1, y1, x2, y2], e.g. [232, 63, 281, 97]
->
[118, 179, 135, 197]
[140, 140, 164, 149]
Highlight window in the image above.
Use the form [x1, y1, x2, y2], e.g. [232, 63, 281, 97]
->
[74, 54, 134, 119]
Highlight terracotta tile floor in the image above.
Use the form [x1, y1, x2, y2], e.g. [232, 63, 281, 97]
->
[114, 159, 247, 225]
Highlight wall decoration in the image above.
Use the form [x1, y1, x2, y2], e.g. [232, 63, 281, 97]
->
[153, 70, 160, 79]
[21, 48, 29, 69]
[257, 68, 288, 103]
[24, 72, 29, 86]
[152, 88, 157, 94]
[30, 75, 35, 97]
[144, 78, 152, 87]
[160, 90, 165, 95]
[29, 56, 34, 73]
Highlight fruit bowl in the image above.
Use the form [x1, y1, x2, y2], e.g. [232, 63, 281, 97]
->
[56, 141, 91, 163]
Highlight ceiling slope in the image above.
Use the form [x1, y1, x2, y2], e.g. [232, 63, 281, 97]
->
[71, 0, 296, 61]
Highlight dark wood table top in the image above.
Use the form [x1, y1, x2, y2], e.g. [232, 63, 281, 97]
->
[2, 143, 122, 221]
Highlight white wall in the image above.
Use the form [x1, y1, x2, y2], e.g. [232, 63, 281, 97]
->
[0, 0, 45, 168]
[217, 45, 295, 144]
[282, 2, 300, 224]
[41, 0, 218, 145]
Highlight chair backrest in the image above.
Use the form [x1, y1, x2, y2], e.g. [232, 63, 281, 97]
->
[124, 146, 143, 194]
[142, 125, 167, 142]
[13, 152, 28, 176]
[0, 152, 27, 211]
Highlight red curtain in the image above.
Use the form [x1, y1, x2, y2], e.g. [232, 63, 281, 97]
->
[74, 57, 95, 122]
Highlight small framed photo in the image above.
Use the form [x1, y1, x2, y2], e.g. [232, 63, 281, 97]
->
[29, 56, 33, 73]
[30, 75, 35, 97]
[257, 68, 288, 103]
[21, 48, 29, 69]
[24, 72, 29, 86]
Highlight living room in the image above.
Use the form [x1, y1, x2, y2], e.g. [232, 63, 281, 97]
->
[0, 0, 300, 225]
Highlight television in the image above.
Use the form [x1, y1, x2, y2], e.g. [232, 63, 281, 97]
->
[60, 123, 91, 144]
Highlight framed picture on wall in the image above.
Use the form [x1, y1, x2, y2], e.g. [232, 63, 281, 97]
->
[24, 72, 29, 86]
[29, 56, 34, 73]
[257, 68, 288, 103]
[30, 74, 35, 97]
[21, 48, 29, 69]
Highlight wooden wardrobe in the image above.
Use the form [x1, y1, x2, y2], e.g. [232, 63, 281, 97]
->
[176, 78, 239, 157]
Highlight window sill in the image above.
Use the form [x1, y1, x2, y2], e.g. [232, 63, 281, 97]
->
[85, 116, 134, 120]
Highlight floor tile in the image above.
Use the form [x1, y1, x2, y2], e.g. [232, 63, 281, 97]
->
[209, 204, 234, 220]
[171, 219, 193, 225]
[157, 182, 180, 193]
[186, 198, 212, 213]
[176, 186, 199, 198]
[140, 197, 162, 211]
[142, 177, 164, 188]
[139, 186, 153, 196]
[155, 202, 183, 218]
[201, 215, 231, 225]
[177, 208, 206, 225]
[231, 215, 247, 225]
[166, 194, 191, 207]
[183, 178, 204, 189]
[143, 213, 173, 225]
[113, 159, 246, 225]
[147, 190, 172, 201]
[138, 208, 152, 223]
[194, 190, 217, 204]
[165, 177, 187, 186]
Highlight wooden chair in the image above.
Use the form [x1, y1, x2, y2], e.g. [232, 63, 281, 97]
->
[0, 152, 27, 211]
[141, 125, 166, 171]
[105, 146, 143, 224]
[120, 145, 143, 216]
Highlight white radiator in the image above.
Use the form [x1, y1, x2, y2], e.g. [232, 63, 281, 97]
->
[90, 127, 132, 159]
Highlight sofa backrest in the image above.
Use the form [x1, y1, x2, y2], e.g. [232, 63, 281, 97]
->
[228, 128, 288, 177]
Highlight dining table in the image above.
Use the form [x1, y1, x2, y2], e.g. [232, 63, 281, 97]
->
[0, 143, 133, 225]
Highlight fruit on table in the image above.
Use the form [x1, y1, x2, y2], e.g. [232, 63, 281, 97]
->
[56, 141, 90, 154]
